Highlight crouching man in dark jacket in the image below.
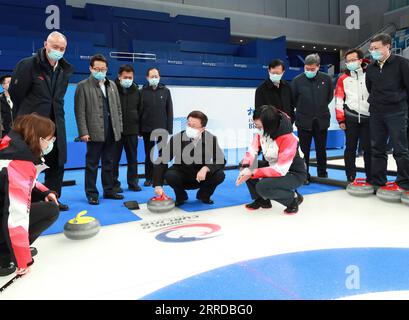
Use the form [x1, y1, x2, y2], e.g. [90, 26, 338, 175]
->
[153, 111, 226, 206]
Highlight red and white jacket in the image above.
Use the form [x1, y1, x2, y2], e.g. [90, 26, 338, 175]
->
[0, 131, 51, 268]
[241, 113, 306, 179]
[335, 68, 370, 124]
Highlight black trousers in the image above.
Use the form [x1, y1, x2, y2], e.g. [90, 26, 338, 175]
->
[370, 110, 409, 189]
[43, 144, 65, 197]
[142, 132, 166, 181]
[246, 161, 306, 207]
[344, 115, 371, 180]
[164, 166, 226, 201]
[297, 120, 328, 177]
[0, 202, 59, 264]
[85, 123, 116, 199]
[113, 134, 139, 189]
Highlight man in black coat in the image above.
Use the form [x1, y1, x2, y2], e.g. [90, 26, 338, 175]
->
[255, 59, 295, 122]
[291, 54, 333, 184]
[366, 33, 409, 190]
[0, 75, 13, 137]
[140, 67, 173, 187]
[9, 31, 74, 211]
[113, 64, 142, 192]
[153, 111, 226, 206]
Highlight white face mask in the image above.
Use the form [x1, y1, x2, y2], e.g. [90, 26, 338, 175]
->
[186, 126, 201, 139]
[41, 137, 55, 155]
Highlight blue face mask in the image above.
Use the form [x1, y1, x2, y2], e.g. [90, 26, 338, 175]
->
[92, 71, 106, 81]
[47, 49, 64, 62]
[269, 73, 283, 83]
[120, 79, 133, 89]
[41, 138, 55, 156]
[370, 50, 383, 61]
[346, 61, 361, 72]
[305, 70, 318, 79]
[149, 78, 159, 87]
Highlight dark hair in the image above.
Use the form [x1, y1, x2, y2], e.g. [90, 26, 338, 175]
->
[344, 48, 364, 60]
[268, 59, 286, 71]
[118, 64, 135, 75]
[0, 75, 11, 84]
[12, 113, 55, 157]
[90, 54, 108, 68]
[147, 67, 160, 76]
[254, 106, 281, 138]
[370, 33, 392, 46]
[253, 106, 265, 121]
[187, 111, 208, 127]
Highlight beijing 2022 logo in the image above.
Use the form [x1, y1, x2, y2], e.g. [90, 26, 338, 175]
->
[155, 223, 221, 243]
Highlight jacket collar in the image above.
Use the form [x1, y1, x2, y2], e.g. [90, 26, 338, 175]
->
[350, 68, 364, 79]
[142, 83, 165, 90]
[36, 48, 74, 75]
[0, 130, 39, 162]
[89, 75, 111, 87]
[265, 78, 287, 89]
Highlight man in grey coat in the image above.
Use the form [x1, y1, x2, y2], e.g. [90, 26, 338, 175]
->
[74, 54, 124, 205]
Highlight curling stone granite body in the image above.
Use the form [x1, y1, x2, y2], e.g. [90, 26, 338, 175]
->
[147, 197, 175, 213]
[346, 180, 374, 197]
[64, 211, 101, 240]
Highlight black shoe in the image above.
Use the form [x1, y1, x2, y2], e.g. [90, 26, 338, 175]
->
[143, 180, 152, 187]
[196, 195, 214, 205]
[318, 172, 328, 178]
[103, 194, 124, 200]
[0, 262, 16, 277]
[175, 199, 186, 207]
[347, 176, 356, 183]
[88, 197, 99, 205]
[58, 202, 69, 211]
[295, 191, 304, 206]
[245, 198, 272, 210]
[115, 187, 124, 194]
[284, 193, 303, 215]
[175, 194, 189, 206]
[30, 247, 38, 258]
[129, 185, 142, 192]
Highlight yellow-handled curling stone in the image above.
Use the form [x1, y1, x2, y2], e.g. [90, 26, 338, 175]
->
[147, 194, 175, 213]
[64, 210, 101, 240]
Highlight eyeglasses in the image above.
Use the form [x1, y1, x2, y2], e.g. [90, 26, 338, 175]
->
[92, 68, 107, 73]
[345, 58, 360, 64]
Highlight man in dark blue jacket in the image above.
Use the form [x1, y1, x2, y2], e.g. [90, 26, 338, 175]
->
[291, 54, 333, 184]
[113, 64, 142, 193]
[366, 33, 409, 191]
[8, 32, 74, 211]
[140, 67, 173, 187]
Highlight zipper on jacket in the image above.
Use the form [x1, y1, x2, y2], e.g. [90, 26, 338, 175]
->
[356, 71, 361, 124]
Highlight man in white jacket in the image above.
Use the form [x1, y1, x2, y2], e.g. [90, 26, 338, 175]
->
[335, 49, 371, 182]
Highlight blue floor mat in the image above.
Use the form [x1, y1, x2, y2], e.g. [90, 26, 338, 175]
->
[41, 165, 343, 236]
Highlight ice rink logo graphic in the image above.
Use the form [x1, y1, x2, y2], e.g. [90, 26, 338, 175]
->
[155, 223, 221, 243]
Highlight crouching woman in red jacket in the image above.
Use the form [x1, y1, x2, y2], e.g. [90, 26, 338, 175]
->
[236, 106, 307, 214]
[0, 114, 60, 277]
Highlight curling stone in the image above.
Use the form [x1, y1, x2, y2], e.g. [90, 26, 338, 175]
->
[147, 194, 175, 213]
[346, 178, 374, 197]
[376, 182, 403, 203]
[401, 192, 409, 206]
[64, 210, 101, 240]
